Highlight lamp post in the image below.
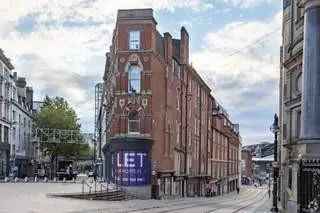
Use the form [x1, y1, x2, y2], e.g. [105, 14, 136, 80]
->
[270, 114, 279, 212]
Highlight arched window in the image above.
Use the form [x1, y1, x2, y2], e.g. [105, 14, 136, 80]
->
[128, 110, 140, 134]
[128, 66, 141, 94]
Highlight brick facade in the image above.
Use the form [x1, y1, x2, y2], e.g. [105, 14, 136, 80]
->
[103, 8, 241, 198]
[241, 149, 253, 184]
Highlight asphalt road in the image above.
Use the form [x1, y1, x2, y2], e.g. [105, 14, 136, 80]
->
[0, 183, 271, 213]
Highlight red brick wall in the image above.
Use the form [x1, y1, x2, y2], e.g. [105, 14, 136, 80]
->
[108, 10, 241, 181]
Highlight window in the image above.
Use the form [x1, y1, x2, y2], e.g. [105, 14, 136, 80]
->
[12, 127, 16, 141]
[284, 84, 288, 99]
[296, 73, 302, 93]
[283, 123, 287, 140]
[12, 87, 16, 100]
[296, 111, 301, 138]
[128, 111, 139, 134]
[4, 126, 8, 143]
[296, 3, 304, 22]
[129, 31, 140, 50]
[128, 66, 141, 94]
[288, 167, 292, 190]
[12, 110, 16, 122]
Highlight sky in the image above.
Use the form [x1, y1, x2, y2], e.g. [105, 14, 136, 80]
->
[0, 0, 282, 145]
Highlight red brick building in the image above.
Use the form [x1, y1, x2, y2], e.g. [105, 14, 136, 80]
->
[102, 8, 241, 199]
[241, 149, 253, 185]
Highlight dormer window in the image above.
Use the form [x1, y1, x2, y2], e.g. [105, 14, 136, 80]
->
[129, 31, 140, 50]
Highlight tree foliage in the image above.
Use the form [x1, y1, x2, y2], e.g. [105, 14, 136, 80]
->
[35, 96, 91, 164]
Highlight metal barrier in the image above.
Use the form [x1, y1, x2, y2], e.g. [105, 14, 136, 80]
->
[81, 179, 122, 194]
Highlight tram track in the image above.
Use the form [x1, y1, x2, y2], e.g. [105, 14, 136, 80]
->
[230, 191, 268, 213]
[126, 187, 265, 213]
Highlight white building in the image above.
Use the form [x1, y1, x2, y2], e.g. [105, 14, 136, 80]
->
[11, 75, 34, 177]
[0, 49, 34, 179]
[0, 49, 14, 178]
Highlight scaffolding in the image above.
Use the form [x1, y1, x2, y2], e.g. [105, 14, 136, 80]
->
[103, 52, 116, 139]
[92, 52, 116, 178]
[95, 83, 104, 140]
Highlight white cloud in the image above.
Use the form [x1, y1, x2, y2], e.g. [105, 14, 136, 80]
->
[220, 0, 278, 9]
[0, 0, 214, 133]
[0, 0, 282, 143]
[191, 11, 282, 144]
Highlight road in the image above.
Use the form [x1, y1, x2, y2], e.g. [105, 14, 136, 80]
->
[0, 183, 271, 213]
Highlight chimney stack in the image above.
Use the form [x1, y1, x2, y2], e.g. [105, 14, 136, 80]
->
[164, 32, 173, 63]
[180, 26, 189, 65]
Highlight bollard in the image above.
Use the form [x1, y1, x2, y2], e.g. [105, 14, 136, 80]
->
[53, 177, 57, 182]
[82, 180, 84, 194]
[14, 177, 18, 183]
[44, 177, 48, 182]
[34, 176, 38, 182]
[24, 177, 28, 183]
[63, 177, 66, 182]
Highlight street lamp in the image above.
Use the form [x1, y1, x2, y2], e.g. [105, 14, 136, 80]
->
[270, 114, 279, 212]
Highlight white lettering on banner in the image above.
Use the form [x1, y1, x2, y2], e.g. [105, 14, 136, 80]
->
[116, 152, 147, 168]
[117, 153, 122, 167]
[137, 153, 147, 167]
[125, 153, 135, 168]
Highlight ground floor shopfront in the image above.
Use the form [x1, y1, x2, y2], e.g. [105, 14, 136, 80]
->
[103, 136, 153, 198]
[155, 174, 239, 199]
[0, 143, 10, 178]
[13, 156, 34, 178]
[103, 137, 239, 199]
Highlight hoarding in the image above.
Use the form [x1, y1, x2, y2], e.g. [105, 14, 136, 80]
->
[111, 151, 150, 186]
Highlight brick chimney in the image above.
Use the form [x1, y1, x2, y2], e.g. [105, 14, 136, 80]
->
[180, 26, 189, 65]
[164, 32, 173, 63]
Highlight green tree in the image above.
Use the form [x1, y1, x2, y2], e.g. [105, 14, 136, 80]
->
[35, 96, 91, 177]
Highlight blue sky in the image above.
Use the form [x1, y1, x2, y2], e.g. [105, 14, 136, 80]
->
[0, 0, 282, 145]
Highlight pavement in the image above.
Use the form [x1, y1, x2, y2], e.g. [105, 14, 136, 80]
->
[0, 183, 271, 213]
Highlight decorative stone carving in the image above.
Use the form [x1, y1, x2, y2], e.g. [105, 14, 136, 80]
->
[137, 106, 144, 112]
[142, 98, 148, 108]
[143, 56, 149, 62]
[128, 53, 139, 63]
[120, 57, 125, 63]
[125, 54, 144, 72]
[119, 99, 125, 108]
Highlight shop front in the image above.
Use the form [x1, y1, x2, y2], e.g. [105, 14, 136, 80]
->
[103, 137, 153, 198]
[0, 143, 9, 179]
